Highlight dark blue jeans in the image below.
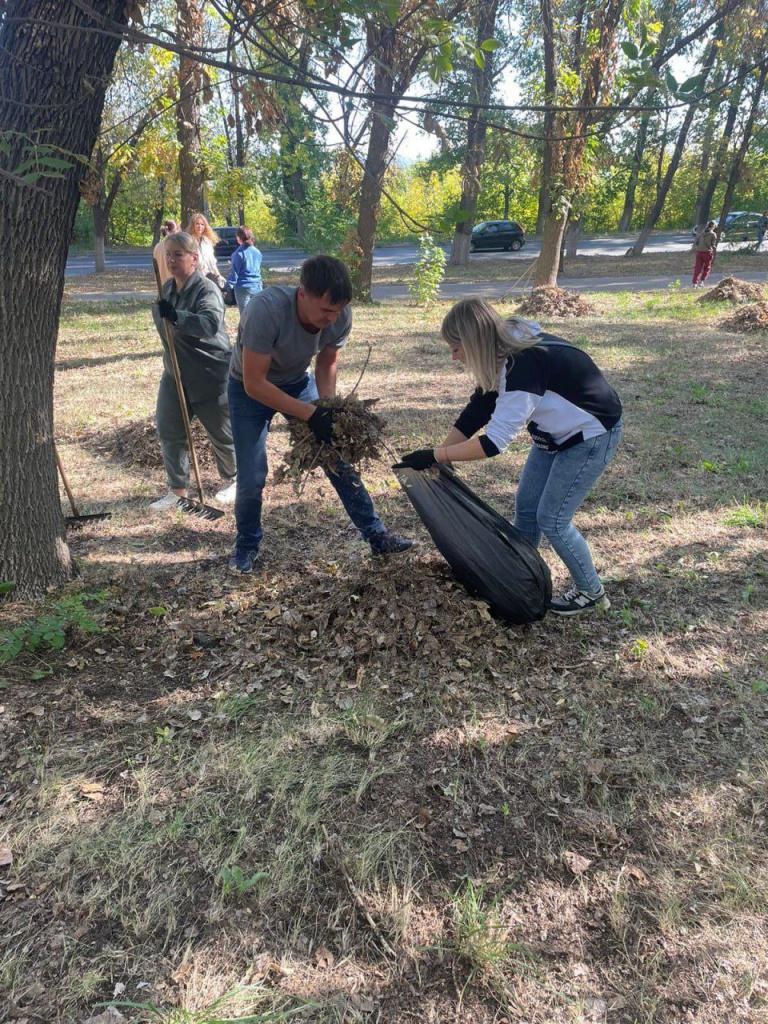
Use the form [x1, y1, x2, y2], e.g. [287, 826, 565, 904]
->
[513, 422, 623, 593]
[227, 374, 384, 554]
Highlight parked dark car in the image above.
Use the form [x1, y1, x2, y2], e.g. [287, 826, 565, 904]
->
[471, 220, 525, 252]
[691, 212, 763, 241]
[213, 226, 239, 259]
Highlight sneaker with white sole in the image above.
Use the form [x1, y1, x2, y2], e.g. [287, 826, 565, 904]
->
[549, 586, 610, 616]
[149, 491, 185, 511]
[214, 480, 237, 504]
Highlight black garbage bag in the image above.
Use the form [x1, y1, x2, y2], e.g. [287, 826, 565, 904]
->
[395, 464, 552, 624]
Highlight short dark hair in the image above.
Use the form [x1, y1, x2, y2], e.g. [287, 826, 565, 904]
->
[706, 220, 716, 229]
[237, 225, 255, 245]
[299, 255, 352, 304]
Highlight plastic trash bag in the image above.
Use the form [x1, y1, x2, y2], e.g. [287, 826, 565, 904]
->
[395, 464, 552, 624]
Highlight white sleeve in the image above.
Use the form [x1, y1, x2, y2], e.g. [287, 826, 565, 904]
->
[484, 390, 542, 453]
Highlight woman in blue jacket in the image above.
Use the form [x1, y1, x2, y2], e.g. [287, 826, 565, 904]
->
[225, 226, 262, 313]
[399, 298, 623, 616]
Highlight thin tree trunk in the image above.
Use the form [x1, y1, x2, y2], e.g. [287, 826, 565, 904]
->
[176, 0, 205, 224]
[0, 1, 127, 595]
[694, 64, 744, 229]
[617, 111, 651, 232]
[631, 33, 720, 256]
[715, 61, 768, 239]
[93, 204, 109, 273]
[355, 111, 393, 301]
[449, 0, 500, 266]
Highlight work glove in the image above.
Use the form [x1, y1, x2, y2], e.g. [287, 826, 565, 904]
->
[157, 298, 178, 323]
[308, 406, 335, 444]
[394, 448, 437, 471]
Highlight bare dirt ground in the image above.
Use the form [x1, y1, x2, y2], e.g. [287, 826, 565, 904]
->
[1, 290, 767, 1024]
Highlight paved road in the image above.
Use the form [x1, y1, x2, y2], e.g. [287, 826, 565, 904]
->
[65, 231, 701, 277]
[69, 268, 767, 305]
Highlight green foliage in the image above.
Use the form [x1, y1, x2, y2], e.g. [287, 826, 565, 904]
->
[723, 499, 767, 528]
[218, 865, 269, 899]
[409, 234, 446, 305]
[107, 987, 309, 1023]
[0, 591, 108, 669]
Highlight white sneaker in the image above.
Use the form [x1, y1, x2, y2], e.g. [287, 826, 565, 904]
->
[149, 491, 184, 510]
[214, 480, 237, 504]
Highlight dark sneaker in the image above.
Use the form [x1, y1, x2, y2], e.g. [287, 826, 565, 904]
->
[228, 548, 258, 573]
[369, 530, 414, 556]
[549, 586, 610, 616]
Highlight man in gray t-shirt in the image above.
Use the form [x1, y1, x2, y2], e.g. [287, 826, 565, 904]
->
[226, 255, 413, 573]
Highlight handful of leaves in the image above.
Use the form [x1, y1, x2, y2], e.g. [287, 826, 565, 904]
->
[274, 395, 387, 492]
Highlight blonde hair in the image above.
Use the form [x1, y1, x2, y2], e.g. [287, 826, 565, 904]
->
[187, 213, 219, 245]
[164, 231, 199, 255]
[441, 298, 541, 391]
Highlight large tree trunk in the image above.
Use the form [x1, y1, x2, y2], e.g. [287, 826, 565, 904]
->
[0, 2, 127, 595]
[176, 0, 205, 225]
[449, 0, 499, 266]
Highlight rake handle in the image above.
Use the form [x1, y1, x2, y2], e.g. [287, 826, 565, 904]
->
[54, 442, 80, 518]
[152, 258, 206, 505]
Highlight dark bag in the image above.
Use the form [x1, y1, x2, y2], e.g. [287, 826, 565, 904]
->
[395, 464, 552, 624]
[222, 285, 236, 307]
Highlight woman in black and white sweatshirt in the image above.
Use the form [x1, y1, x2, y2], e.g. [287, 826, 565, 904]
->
[399, 299, 623, 615]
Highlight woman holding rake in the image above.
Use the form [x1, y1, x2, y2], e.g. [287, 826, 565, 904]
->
[149, 231, 237, 510]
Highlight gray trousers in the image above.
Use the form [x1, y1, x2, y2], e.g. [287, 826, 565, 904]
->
[156, 374, 236, 490]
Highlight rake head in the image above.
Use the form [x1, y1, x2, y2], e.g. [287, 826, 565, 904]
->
[176, 497, 225, 521]
[65, 512, 112, 530]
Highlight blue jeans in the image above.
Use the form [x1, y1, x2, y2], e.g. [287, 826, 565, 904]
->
[234, 284, 261, 315]
[227, 374, 385, 554]
[513, 422, 623, 593]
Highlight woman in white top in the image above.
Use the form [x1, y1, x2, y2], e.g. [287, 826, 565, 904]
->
[399, 299, 623, 616]
[152, 219, 178, 285]
[187, 212, 224, 287]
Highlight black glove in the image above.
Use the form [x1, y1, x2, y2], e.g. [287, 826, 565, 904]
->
[308, 406, 335, 444]
[158, 298, 178, 323]
[394, 448, 437, 471]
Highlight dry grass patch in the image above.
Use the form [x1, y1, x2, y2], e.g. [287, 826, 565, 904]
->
[2, 291, 768, 1023]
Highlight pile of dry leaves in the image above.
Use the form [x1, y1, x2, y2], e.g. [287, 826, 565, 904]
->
[517, 287, 598, 318]
[699, 277, 765, 303]
[274, 396, 387, 492]
[719, 302, 768, 333]
[81, 416, 220, 474]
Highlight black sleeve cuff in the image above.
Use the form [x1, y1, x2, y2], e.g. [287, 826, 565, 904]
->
[454, 387, 498, 438]
[479, 434, 501, 457]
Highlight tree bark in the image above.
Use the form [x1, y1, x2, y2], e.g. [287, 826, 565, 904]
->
[356, 109, 394, 301]
[176, 0, 205, 225]
[449, 0, 499, 266]
[0, 1, 127, 595]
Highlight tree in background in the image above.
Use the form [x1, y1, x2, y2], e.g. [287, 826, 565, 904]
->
[448, 0, 501, 265]
[175, 0, 206, 222]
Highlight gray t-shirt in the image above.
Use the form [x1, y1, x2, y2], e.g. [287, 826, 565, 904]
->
[229, 285, 351, 385]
